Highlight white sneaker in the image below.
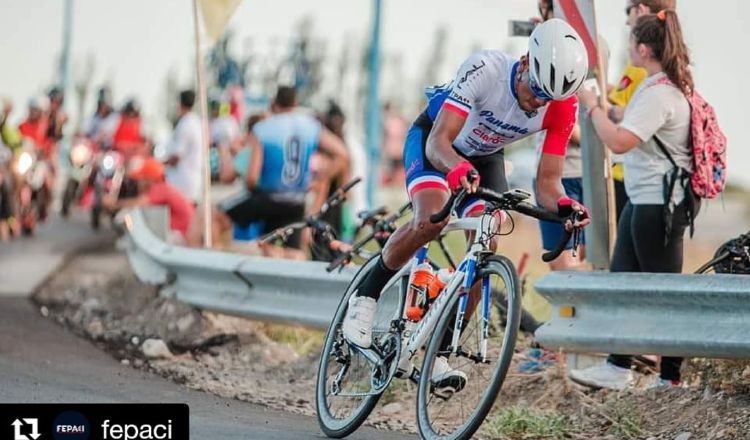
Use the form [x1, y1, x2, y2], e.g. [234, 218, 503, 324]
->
[568, 362, 633, 390]
[342, 294, 377, 348]
[431, 356, 467, 396]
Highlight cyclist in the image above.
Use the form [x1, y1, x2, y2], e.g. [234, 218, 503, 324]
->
[342, 18, 591, 388]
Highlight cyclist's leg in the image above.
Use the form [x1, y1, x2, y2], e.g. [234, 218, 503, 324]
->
[344, 123, 449, 348]
[355, 124, 450, 302]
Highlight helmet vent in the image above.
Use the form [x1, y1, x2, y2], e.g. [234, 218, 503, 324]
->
[562, 76, 577, 95]
[534, 58, 541, 81]
[550, 64, 556, 93]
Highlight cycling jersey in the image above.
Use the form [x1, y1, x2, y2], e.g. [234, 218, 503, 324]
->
[252, 111, 321, 202]
[423, 50, 577, 157]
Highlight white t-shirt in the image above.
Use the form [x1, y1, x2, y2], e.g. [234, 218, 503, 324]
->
[620, 72, 691, 205]
[166, 112, 204, 203]
[209, 116, 240, 149]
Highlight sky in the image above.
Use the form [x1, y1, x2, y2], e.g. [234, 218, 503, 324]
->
[1, 0, 748, 187]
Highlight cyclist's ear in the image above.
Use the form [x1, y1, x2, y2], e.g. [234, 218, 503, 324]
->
[519, 54, 529, 72]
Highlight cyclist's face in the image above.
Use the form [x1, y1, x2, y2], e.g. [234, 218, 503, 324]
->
[516, 66, 550, 112]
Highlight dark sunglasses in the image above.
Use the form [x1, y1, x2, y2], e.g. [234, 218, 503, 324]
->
[527, 73, 552, 101]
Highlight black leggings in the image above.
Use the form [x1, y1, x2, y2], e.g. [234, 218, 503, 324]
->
[607, 201, 689, 381]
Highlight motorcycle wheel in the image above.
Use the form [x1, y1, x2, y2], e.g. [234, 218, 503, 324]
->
[62, 179, 78, 218]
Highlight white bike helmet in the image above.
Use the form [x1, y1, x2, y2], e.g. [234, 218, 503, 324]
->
[527, 18, 589, 101]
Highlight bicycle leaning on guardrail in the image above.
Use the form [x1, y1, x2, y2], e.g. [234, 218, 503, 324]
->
[315, 178, 584, 440]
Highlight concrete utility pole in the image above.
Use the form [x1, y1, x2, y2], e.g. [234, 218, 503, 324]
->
[365, 0, 383, 207]
[60, 0, 74, 97]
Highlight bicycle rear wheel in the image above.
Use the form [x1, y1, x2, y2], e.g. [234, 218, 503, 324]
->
[315, 256, 405, 438]
[416, 255, 521, 440]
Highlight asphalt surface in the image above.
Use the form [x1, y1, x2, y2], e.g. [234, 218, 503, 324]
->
[0, 213, 415, 440]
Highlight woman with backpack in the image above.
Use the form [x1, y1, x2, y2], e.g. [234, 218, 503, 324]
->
[569, 9, 702, 390]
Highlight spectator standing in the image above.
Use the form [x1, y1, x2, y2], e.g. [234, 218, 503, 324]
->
[608, 0, 676, 219]
[571, 8, 696, 390]
[165, 90, 203, 204]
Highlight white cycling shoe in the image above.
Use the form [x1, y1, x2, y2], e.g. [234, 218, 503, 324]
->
[342, 294, 377, 349]
[431, 356, 468, 398]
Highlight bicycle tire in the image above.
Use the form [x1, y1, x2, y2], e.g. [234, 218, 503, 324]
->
[315, 255, 404, 438]
[416, 255, 521, 440]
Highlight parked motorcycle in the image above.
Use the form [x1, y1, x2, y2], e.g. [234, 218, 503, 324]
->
[13, 143, 50, 235]
[61, 137, 95, 218]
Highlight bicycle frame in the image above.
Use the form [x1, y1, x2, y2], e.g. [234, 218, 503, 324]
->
[402, 212, 502, 364]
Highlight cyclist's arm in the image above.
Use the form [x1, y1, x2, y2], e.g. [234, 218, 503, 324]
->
[570, 124, 581, 146]
[244, 132, 263, 190]
[535, 99, 576, 212]
[425, 110, 468, 172]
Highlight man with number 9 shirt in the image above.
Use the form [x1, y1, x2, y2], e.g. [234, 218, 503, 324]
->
[216, 86, 349, 249]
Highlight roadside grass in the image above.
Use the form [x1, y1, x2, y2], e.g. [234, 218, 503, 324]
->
[483, 405, 574, 440]
[260, 323, 325, 356]
[603, 399, 644, 440]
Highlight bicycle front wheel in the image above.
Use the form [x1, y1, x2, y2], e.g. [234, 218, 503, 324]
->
[416, 255, 521, 440]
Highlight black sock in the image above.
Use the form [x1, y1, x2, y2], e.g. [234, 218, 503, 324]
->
[356, 256, 400, 301]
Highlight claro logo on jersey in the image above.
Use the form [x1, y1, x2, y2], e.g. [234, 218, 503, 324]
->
[478, 111, 529, 135]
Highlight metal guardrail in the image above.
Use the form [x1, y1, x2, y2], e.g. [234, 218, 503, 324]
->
[121, 207, 750, 359]
[534, 271, 750, 359]
[119, 207, 358, 328]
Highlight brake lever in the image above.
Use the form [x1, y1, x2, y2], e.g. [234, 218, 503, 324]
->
[569, 211, 584, 258]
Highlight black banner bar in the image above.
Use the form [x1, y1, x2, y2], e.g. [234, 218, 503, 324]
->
[0, 404, 188, 440]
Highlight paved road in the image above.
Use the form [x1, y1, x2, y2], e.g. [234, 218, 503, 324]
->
[0, 212, 113, 296]
[0, 214, 415, 440]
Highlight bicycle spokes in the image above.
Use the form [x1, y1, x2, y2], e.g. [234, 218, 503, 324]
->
[421, 268, 516, 438]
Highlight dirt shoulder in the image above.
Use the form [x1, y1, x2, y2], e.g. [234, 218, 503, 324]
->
[34, 249, 750, 439]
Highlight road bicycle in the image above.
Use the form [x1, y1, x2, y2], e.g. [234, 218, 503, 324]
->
[694, 230, 750, 274]
[315, 182, 582, 440]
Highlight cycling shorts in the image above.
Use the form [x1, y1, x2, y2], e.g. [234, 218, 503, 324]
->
[403, 113, 508, 217]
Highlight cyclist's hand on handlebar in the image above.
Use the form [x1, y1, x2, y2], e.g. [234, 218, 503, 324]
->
[446, 161, 480, 194]
[558, 196, 591, 231]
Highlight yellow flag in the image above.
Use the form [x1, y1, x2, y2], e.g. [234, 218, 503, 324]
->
[199, 0, 242, 42]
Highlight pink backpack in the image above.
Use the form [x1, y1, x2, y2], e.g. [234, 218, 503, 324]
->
[651, 77, 728, 199]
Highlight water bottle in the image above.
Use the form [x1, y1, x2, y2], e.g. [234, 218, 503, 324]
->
[405, 262, 434, 322]
[428, 268, 454, 300]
